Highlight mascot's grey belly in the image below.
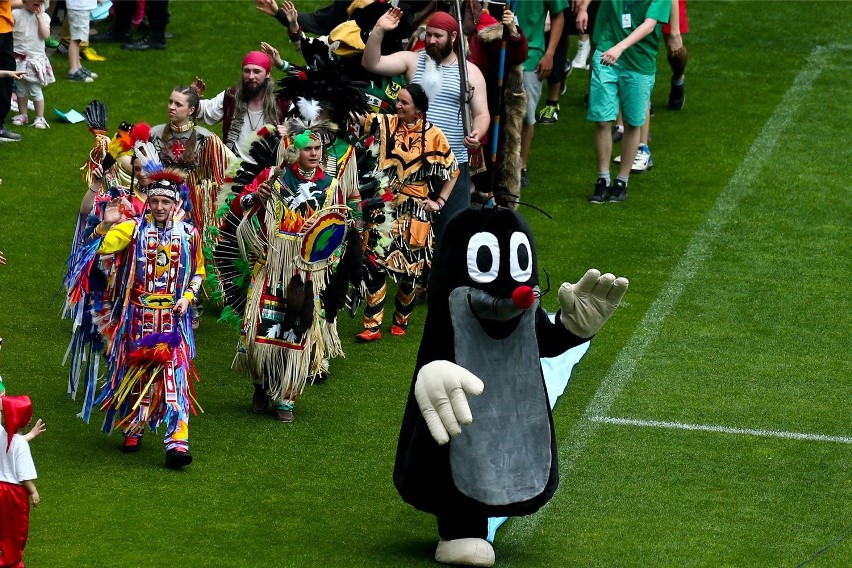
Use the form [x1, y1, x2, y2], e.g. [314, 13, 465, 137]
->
[448, 287, 551, 505]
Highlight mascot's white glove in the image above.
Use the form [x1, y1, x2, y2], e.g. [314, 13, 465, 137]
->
[559, 268, 629, 338]
[414, 360, 485, 445]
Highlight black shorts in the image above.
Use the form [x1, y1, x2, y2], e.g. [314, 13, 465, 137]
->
[546, 1, 600, 84]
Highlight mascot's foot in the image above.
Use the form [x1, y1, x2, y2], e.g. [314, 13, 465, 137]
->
[435, 538, 495, 567]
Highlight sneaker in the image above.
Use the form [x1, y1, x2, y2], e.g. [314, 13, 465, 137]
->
[613, 154, 622, 164]
[668, 81, 685, 110]
[588, 177, 609, 204]
[68, 69, 94, 83]
[44, 36, 60, 49]
[81, 46, 106, 62]
[164, 448, 193, 469]
[32, 117, 49, 129]
[536, 104, 559, 125]
[390, 324, 406, 337]
[355, 328, 382, 342]
[0, 128, 22, 142]
[57, 42, 68, 55]
[80, 66, 98, 79]
[520, 169, 529, 189]
[631, 145, 653, 173]
[11, 114, 28, 126]
[607, 179, 627, 203]
[122, 35, 167, 51]
[571, 40, 591, 70]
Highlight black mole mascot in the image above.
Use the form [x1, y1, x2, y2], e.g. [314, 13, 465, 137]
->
[394, 205, 629, 566]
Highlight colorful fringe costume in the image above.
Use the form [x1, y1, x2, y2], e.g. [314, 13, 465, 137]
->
[360, 112, 458, 332]
[65, 130, 154, 418]
[67, 213, 205, 451]
[231, 164, 351, 410]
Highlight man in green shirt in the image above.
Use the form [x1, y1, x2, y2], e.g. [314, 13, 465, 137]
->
[579, 0, 670, 203]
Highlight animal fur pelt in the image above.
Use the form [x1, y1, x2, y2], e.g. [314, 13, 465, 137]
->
[468, 20, 527, 207]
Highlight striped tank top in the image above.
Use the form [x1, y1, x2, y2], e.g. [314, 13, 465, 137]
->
[412, 50, 468, 164]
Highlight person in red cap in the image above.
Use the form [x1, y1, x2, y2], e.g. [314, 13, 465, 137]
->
[193, 49, 291, 166]
[362, 6, 490, 245]
[0, 395, 39, 568]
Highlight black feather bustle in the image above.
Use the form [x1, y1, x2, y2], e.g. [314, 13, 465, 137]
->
[230, 128, 282, 194]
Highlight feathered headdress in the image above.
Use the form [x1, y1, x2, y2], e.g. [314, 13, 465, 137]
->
[132, 123, 163, 178]
[276, 50, 369, 131]
[147, 169, 185, 202]
[98, 121, 150, 173]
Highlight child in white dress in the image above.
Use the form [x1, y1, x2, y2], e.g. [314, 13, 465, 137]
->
[11, 0, 55, 128]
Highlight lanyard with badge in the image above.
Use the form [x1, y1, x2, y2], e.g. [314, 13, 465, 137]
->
[622, 0, 635, 29]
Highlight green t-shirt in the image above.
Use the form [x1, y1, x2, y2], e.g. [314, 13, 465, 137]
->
[516, 0, 569, 72]
[593, 0, 671, 75]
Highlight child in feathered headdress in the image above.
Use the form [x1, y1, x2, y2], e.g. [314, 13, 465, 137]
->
[0, 394, 41, 568]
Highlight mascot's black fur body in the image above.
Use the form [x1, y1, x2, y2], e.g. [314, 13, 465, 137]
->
[394, 207, 586, 539]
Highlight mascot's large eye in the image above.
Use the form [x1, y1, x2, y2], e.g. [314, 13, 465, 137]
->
[509, 232, 533, 282]
[467, 232, 500, 283]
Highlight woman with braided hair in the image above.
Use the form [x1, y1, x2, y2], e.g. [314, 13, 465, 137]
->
[150, 86, 233, 326]
[355, 83, 459, 342]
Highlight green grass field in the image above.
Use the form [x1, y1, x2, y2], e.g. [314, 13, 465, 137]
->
[0, 1, 851, 566]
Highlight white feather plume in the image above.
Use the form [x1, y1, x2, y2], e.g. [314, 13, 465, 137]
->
[296, 97, 322, 125]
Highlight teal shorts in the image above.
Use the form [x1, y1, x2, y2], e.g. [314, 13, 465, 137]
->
[587, 50, 655, 127]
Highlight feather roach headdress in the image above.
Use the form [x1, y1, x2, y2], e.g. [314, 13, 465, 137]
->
[147, 169, 185, 202]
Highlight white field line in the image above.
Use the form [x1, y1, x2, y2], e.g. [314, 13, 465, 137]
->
[499, 44, 833, 562]
[590, 416, 852, 445]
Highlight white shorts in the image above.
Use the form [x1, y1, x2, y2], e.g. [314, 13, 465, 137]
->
[16, 79, 44, 102]
[523, 71, 542, 126]
[67, 9, 91, 42]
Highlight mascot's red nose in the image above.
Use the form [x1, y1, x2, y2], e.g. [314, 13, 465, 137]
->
[512, 286, 535, 310]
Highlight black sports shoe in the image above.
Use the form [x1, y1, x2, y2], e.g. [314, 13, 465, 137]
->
[607, 179, 628, 202]
[165, 449, 193, 469]
[0, 128, 22, 142]
[90, 28, 133, 43]
[122, 35, 166, 51]
[588, 178, 609, 204]
[668, 81, 685, 110]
